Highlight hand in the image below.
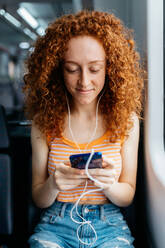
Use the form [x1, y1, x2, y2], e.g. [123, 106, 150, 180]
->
[86, 156, 118, 189]
[53, 161, 88, 191]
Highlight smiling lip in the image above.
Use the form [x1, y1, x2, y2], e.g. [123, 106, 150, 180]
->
[76, 89, 94, 94]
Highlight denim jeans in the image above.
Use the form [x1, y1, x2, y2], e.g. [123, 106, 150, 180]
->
[28, 201, 134, 248]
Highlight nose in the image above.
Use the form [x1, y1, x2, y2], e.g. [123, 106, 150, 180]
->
[78, 69, 90, 88]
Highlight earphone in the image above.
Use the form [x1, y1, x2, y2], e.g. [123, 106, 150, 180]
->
[65, 92, 105, 246]
[70, 149, 103, 246]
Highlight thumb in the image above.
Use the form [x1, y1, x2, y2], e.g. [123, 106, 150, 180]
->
[102, 155, 116, 168]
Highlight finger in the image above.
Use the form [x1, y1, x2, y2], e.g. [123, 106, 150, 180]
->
[56, 179, 87, 191]
[92, 176, 116, 184]
[102, 161, 115, 168]
[57, 163, 86, 176]
[55, 167, 88, 179]
[60, 178, 86, 185]
[88, 168, 116, 177]
[63, 161, 70, 167]
[93, 179, 116, 189]
[56, 171, 88, 180]
[102, 156, 116, 168]
[102, 162, 111, 168]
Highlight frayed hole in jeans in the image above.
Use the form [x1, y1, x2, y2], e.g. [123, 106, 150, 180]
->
[34, 239, 63, 248]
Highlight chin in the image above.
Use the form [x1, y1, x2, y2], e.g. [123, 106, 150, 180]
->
[78, 97, 96, 105]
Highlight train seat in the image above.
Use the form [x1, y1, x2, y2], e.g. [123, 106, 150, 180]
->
[0, 105, 13, 247]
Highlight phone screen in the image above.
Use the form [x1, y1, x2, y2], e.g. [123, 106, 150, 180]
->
[69, 152, 102, 169]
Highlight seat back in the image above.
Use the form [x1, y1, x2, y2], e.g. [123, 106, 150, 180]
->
[0, 105, 10, 149]
[0, 154, 13, 235]
[0, 82, 15, 116]
[0, 105, 13, 244]
[27, 155, 42, 236]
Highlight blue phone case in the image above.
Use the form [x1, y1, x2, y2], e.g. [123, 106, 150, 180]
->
[69, 152, 102, 169]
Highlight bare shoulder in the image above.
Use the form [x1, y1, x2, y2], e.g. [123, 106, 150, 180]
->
[31, 120, 46, 141]
[123, 112, 140, 145]
[31, 120, 49, 149]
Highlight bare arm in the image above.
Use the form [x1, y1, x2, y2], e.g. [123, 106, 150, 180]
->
[103, 113, 140, 207]
[31, 122, 88, 208]
[31, 122, 59, 208]
[89, 113, 140, 207]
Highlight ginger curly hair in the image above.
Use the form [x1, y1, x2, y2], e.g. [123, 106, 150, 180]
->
[23, 10, 144, 142]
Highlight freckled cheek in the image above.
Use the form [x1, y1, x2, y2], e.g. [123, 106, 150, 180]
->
[64, 80, 79, 94]
[63, 75, 78, 88]
[95, 77, 106, 90]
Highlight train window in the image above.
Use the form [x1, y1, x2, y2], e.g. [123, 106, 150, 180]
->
[145, 0, 165, 180]
[144, 0, 165, 247]
[164, 0, 165, 148]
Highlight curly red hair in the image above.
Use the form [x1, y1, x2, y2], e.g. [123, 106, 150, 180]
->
[23, 10, 144, 142]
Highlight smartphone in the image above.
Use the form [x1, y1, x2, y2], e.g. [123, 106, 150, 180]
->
[69, 152, 102, 169]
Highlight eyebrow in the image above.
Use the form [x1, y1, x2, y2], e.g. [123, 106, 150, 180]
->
[64, 60, 105, 65]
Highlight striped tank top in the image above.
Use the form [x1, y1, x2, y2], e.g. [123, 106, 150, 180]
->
[47, 131, 123, 204]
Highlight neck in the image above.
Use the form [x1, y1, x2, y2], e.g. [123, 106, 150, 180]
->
[71, 99, 98, 117]
[66, 96, 102, 152]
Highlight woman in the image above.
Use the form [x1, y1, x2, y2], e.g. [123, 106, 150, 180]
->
[23, 10, 144, 248]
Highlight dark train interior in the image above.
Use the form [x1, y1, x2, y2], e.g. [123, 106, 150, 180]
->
[0, 0, 164, 248]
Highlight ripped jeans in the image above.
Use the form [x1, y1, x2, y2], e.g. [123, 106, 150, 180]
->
[28, 201, 134, 248]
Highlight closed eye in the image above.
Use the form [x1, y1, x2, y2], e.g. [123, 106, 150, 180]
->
[90, 68, 101, 73]
[90, 69, 100, 73]
[65, 68, 79, 73]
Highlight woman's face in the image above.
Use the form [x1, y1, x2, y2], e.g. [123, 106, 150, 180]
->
[63, 35, 106, 106]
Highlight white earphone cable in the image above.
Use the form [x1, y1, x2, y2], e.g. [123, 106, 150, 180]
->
[70, 150, 102, 246]
[65, 92, 103, 153]
[65, 92, 104, 246]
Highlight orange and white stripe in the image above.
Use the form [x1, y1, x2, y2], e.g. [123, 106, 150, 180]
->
[47, 131, 122, 203]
